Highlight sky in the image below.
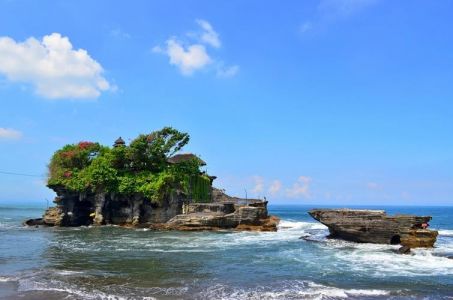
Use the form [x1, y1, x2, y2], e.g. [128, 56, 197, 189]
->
[0, 0, 452, 206]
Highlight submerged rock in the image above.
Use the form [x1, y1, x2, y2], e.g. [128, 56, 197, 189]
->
[308, 209, 438, 248]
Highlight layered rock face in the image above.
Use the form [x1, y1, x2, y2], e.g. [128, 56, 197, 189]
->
[309, 209, 438, 248]
[29, 186, 278, 231]
[36, 185, 183, 227]
[163, 201, 279, 231]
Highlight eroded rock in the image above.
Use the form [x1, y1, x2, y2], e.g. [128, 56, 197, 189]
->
[308, 209, 438, 248]
[33, 186, 278, 232]
[161, 201, 278, 231]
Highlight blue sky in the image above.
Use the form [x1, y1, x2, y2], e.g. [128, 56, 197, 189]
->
[0, 0, 452, 205]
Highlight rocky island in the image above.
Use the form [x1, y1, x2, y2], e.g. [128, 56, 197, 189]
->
[25, 127, 278, 231]
[309, 209, 438, 248]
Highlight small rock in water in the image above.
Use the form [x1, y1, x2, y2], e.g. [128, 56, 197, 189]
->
[23, 218, 45, 226]
[398, 246, 411, 254]
[299, 234, 310, 239]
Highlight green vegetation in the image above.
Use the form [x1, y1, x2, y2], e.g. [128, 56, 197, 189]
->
[47, 127, 211, 204]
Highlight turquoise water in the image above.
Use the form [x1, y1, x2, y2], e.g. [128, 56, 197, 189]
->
[1, 204, 453, 299]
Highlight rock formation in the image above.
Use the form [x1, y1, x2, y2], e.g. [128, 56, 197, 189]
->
[163, 200, 279, 231]
[25, 187, 278, 231]
[308, 209, 438, 248]
[24, 129, 279, 232]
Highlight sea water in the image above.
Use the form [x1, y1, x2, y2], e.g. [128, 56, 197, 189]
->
[0, 204, 452, 299]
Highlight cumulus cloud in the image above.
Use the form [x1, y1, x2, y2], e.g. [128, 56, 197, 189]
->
[154, 19, 238, 77]
[0, 127, 22, 140]
[268, 180, 282, 195]
[0, 33, 112, 99]
[196, 19, 221, 48]
[155, 38, 212, 75]
[286, 176, 312, 198]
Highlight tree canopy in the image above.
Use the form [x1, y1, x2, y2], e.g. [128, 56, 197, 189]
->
[47, 127, 211, 204]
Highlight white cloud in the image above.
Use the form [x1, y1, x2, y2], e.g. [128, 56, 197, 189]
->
[268, 180, 282, 195]
[0, 127, 22, 140]
[154, 19, 238, 78]
[196, 19, 221, 48]
[0, 33, 112, 99]
[251, 176, 264, 195]
[162, 38, 212, 76]
[286, 176, 312, 198]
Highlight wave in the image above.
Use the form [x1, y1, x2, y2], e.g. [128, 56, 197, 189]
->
[439, 229, 453, 237]
[197, 281, 392, 299]
[325, 238, 453, 277]
[49, 220, 329, 254]
[0, 222, 20, 230]
[16, 277, 156, 300]
[0, 276, 16, 282]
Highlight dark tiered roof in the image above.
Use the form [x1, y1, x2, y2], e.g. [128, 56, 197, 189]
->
[167, 153, 206, 166]
[114, 137, 125, 147]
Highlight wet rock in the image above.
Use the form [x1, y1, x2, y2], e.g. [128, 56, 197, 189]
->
[43, 207, 64, 226]
[308, 209, 438, 248]
[299, 234, 311, 239]
[398, 246, 411, 254]
[23, 218, 45, 226]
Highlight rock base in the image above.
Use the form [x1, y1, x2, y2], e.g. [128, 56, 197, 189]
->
[25, 188, 279, 232]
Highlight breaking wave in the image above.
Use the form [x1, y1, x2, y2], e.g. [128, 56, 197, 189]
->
[439, 229, 453, 237]
[196, 281, 393, 300]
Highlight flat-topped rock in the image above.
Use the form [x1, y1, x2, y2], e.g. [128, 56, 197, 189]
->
[163, 202, 278, 231]
[308, 209, 438, 248]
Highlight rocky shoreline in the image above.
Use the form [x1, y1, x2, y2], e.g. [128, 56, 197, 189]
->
[24, 188, 279, 232]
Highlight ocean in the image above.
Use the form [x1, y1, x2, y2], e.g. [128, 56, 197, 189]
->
[0, 204, 452, 299]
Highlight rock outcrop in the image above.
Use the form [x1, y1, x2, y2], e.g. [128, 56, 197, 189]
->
[162, 201, 278, 231]
[308, 209, 438, 248]
[26, 186, 278, 232]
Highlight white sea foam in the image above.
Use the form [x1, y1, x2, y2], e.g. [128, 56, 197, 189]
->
[17, 278, 152, 300]
[439, 229, 453, 237]
[0, 276, 15, 282]
[327, 238, 453, 277]
[54, 270, 84, 276]
[278, 220, 328, 231]
[198, 281, 392, 299]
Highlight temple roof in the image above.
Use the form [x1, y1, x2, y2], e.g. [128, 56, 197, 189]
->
[114, 137, 125, 146]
